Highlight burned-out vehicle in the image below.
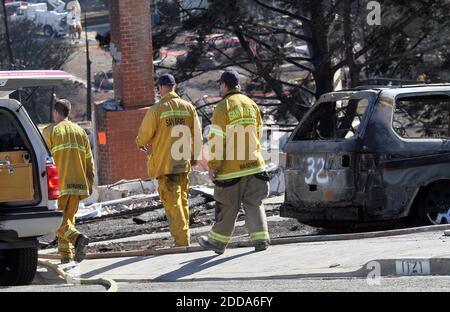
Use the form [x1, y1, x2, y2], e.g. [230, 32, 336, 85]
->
[281, 85, 450, 228]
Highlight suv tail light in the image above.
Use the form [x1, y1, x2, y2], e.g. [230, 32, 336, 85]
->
[46, 164, 60, 200]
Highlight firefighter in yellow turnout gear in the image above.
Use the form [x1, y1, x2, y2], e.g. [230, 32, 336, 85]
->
[136, 74, 202, 246]
[43, 99, 94, 263]
[198, 70, 270, 254]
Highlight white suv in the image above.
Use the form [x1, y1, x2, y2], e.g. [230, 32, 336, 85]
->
[0, 71, 70, 286]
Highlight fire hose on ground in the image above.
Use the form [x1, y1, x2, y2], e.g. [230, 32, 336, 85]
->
[37, 259, 118, 292]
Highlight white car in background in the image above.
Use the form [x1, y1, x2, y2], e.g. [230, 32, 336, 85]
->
[0, 71, 71, 286]
[9, 2, 68, 37]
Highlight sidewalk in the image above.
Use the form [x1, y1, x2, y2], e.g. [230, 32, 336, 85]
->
[38, 229, 450, 283]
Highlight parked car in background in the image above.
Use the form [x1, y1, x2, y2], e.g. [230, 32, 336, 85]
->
[9, 2, 68, 37]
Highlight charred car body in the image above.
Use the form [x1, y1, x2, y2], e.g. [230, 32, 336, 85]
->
[281, 85, 450, 228]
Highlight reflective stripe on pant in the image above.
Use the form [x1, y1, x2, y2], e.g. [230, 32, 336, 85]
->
[157, 173, 190, 246]
[209, 174, 270, 248]
[56, 195, 81, 260]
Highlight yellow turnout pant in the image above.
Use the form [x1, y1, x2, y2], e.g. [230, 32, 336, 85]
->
[57, 195, 81, 260]
[157, 173, 190, 246]
[208, 174, 270, 248]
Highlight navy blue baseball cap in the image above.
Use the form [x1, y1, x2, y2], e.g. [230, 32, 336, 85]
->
[157, 74, 176, 86]
[218, 70, 240, 88]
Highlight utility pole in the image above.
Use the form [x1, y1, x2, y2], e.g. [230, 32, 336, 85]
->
[84, 11, 92, 121]
[1, 0, 14, 69]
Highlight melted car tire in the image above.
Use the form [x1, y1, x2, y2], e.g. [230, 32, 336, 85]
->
[422, 182, 450, 225]
[0, 247, 38, 286]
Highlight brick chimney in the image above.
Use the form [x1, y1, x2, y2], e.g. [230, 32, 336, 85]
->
[94, 0, 155, 185]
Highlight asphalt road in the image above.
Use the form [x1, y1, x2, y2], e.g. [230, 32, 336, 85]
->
[2, 277, 450, 292]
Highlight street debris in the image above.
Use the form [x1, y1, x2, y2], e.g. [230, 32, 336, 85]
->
[77, 194, 160, 221]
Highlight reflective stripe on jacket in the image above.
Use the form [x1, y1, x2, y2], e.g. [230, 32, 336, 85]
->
[208, 90, 265, 181]
[43, 119, 94, 199]
[136, 91, 202, 179]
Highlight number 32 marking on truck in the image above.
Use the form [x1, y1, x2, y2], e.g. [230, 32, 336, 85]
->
[305, 157, 329, 185]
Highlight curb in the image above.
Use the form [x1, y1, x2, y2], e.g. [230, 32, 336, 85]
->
[38, 224, 450, 261]
[269, 224, 450, 245]
[357, 258, 450, 278]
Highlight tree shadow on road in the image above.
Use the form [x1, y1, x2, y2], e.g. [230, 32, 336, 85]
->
[153, 250, 255, 282]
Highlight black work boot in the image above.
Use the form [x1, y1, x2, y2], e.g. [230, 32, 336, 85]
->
[198, 236, 225, 255]
[254, 241, 270, 252]
[74, 234, 90, 263]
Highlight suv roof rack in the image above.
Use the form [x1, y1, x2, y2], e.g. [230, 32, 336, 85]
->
[0, 70, 72, 98]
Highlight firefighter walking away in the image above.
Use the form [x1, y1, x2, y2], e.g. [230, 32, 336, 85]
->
[198, 70, 271, 255]
[136, 74, 202, 247]
[43, 99, 94, 264]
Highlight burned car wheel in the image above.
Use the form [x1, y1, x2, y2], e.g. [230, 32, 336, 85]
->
[423, 184, 450, 225]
